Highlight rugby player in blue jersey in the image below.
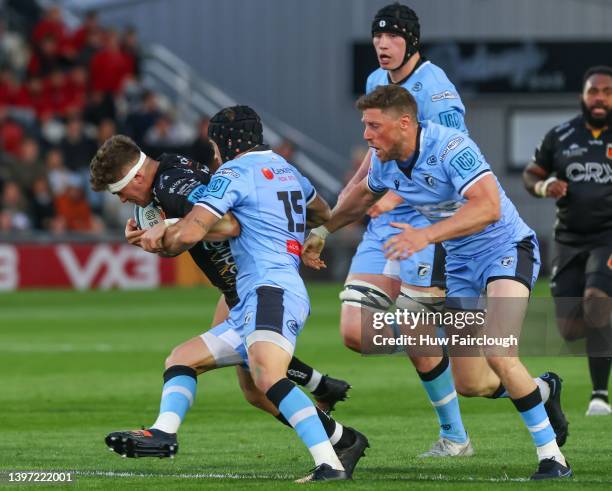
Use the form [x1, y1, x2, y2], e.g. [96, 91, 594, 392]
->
[339, 2, 564, 457]
[97, 106, 366, 482]
[303, 85, 572, 480]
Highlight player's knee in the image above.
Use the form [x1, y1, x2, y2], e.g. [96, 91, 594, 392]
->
[165, 345, 190, 369]
[340, 316, 362, 352]
[583, 288, 610, 329]
[484, 355, 519, 379]
[454, 378, 490, 397]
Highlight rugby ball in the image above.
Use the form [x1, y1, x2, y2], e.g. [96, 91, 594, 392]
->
[134, 203, 165, 230]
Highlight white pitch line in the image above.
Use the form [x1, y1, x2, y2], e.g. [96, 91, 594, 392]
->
[71, 470, 292, 480]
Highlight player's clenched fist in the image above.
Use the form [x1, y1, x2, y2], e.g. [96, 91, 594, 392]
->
[302, 230, 327, 270]
[125, 218, 145, 247]
[141, 222, 167, 253]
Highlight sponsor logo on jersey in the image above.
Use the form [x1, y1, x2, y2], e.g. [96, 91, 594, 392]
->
[450, 148, 480, 177]
[426, 155, 437, 165]
[218, 168, 240, 178]
[262, 168, 274, 180]
[204, 175, 231, 198]
[562, 143, 588, 158]
[607, 143, 612, 160]
[566, 162, 612, 183]
[589, 139, 603, 146]
[440, 137, 464, 162]
[439, 109, 462, 129]
[417, 263, 431, 277]
[286, 240, 302, 256]
[187, 184, 208, 204]
[286, 320, 299, 336]
[501, 256, 515, 267]
[412, 82, 422, 92]
[431, 91, 458, 102]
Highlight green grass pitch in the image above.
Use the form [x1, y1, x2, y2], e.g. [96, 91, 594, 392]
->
[1, 282, 610, 489]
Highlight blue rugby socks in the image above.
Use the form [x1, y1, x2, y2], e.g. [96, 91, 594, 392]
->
[417, 356, 468, 443]
[151, 365, 197, 434]
[267, 378, 343, 469]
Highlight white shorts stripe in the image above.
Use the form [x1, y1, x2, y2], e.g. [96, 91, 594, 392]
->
[288, 406, 317, 427]
[162, 386, 194, 407]
[218, 329, 242, 349]
[431, 390, 457, 407]
[245, 330, 294, 356]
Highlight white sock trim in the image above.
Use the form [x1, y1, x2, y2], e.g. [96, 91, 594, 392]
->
[305, 370, 323, 392]
[431, 390, 457, 407]
[535, 377, 551, 404]
[288, 406, 317, 427]
[329, 421, 344, 446]
[536, 439, 565, 466]
[161, 386, 194, 407]
[309, 440, 344, 470]
[151, 412, 182, 434]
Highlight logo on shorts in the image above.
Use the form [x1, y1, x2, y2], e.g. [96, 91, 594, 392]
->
[244, 312, 253, 325]
[286, 320, 299, 335]
[501, 256, 514, 268]
[394, 179, 400, 190]
[418, 263, 431, 277]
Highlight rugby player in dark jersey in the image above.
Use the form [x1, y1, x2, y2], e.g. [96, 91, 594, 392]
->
[523, 65, 612, 416]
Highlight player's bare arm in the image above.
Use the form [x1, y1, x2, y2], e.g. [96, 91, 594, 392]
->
[522, 162, 567, 198]
[338, 148, 372, 201]
[367, 191, 404, 218]
[302, 178, 382, 269]
[385, 175, 501, 260]
[306, 194, 331, 228]
[141, 206, 221, 254]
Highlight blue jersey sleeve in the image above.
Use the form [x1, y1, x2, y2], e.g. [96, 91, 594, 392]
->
[289, 164, 316, 204]
[443, 138, 492, 196]
[367, 157, 387, 194]
[196, 164, 248, 218]
[422, 90, 467, 134]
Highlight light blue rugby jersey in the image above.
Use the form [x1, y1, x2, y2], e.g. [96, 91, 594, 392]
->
[196, 149, 315, 303]
[366, 60, 467, 222]
[367, 121, 533, 256]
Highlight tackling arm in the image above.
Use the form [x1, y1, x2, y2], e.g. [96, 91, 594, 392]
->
[306, 194, 331, 228]
[326, 177, 383, 233]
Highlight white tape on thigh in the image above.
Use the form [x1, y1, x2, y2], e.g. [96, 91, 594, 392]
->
[339, 280, 393, 312]
[398, 286, 445, 312]
[201, 331, 243, 367]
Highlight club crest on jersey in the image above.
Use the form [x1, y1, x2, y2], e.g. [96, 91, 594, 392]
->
[286, 320, 299, 336]
[607, 143, 612, 160]
[501, 256, 515, 268]
[426, 155, 437, 165]
[412, 82, 422, 92]
[262, 168, 274, 180]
